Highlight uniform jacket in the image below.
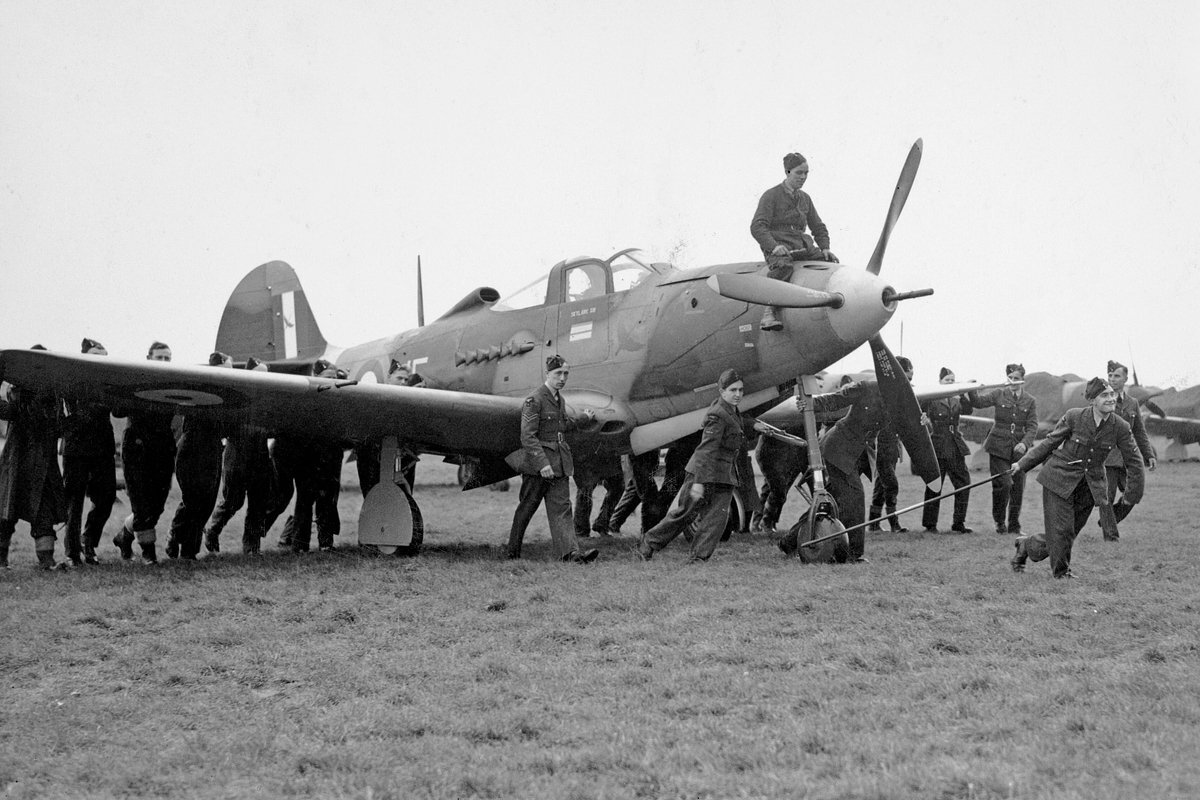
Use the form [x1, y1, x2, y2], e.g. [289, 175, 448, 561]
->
[61, 399, 115, 459]
[1103, 392, 1153, 468]
[175, 414, 225, 466]
[968, 387, 1037, 459]
[684, 398, 744, 486]
[923, 394, 970, 460]
[875, 422, 901, 464]
[750, 183, 831, 257]
[1017, 407, 1144, 505]
[0, 391, 67, 526]
[813, 383, 886, 477]
[120, 407, 177, 451]
[511, 383, 580, 478]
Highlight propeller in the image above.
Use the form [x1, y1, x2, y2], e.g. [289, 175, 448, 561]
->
[705, 273, 842, 308]
[866, 139, 923, 275]
[862, 139, 939, 485]
[869, 335, 941, 486]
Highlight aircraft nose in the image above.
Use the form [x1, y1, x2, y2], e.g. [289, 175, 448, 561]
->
[824, 266, 896, 348]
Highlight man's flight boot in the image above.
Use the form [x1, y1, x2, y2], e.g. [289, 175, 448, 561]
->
[1011, 537, 1028, 573]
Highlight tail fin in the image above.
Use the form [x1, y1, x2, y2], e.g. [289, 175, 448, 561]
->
[214, 261, 327, 362]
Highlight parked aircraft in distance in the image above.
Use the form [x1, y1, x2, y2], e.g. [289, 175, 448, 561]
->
[961, 371, 1200, 463]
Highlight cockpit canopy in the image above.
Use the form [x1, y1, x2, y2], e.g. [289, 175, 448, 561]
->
[494, 249, 674, 311]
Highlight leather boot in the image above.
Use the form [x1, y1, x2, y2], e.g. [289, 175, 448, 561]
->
[35, 535, 61, 570]
[1011, 536, 1028, 572]
[505, 525, 524, 559]
[114, 516, 135, 560]
[886, 507, 907, 533]
[140, 542, 158, 564]
[83, 543, 99, 565]
[867, 505, 883, 532]
[0, 544, 8, 569]
[204, 528, 220, 553]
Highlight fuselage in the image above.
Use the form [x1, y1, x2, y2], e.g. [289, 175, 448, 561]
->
[326, 251, 897, 455]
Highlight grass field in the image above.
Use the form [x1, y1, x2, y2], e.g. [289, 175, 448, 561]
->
[2, 458, 1199, 799]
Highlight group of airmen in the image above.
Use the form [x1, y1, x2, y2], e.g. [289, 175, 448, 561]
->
[509, 343, 1151, 581]
[0, 340, 424, 570]
[0, 150, 1156, 580]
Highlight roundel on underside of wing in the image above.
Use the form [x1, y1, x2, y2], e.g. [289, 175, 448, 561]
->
[105, 383, 250, 409]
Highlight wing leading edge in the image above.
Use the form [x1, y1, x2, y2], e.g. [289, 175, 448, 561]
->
[0, 349, 525, 457]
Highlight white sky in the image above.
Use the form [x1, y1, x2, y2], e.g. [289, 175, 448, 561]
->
[3, 0, 1198, 388]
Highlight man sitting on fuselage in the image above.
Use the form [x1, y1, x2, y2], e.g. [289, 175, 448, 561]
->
[750, 151, 839, 332]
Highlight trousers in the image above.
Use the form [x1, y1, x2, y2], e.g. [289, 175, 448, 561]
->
[989, 454, 1026, 529]
[642, 475, 732, 561]
[507, 473, 577, 559]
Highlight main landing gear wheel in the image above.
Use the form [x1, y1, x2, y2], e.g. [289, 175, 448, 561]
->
[359, 436, 425, 557]
[360, 486, 424, 557]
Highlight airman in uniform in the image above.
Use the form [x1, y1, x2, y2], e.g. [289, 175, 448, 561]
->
[0, 346, 67, 570]
[803, 380, 889, 562]
[166, 352, 232, 560]
[1097, 360, 1156, 540]
[60, 338, 116, 565]
[868, 357, 913, 533]
[572, 444, 623, 538]
[920, 367, 973, 533]
[967, 363, 1037, 534]
[606, 450, 660, 536]
[637, 369, 745, 562]
[1010, 378, 1144, 578]
[204, 356, 272, 554]
[113, 341, 176, 564]
[289, 360, 347, 553]
[505, 355, 598, 562]
[750, 151, 838, 331]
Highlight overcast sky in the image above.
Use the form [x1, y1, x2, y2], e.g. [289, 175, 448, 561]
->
[3, 0, 1197, 389]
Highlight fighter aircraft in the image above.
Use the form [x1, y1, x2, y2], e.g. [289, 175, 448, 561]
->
[0, 140, 943, 555]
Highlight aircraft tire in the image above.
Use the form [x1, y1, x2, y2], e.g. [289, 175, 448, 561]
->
[721, 491, 749, 541]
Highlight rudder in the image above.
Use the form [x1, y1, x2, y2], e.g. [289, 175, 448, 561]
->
[214, 261, 327, 362]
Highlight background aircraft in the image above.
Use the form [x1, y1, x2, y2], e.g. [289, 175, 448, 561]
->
[0, 141, 942, 555]
[960, 371, 1200, 464]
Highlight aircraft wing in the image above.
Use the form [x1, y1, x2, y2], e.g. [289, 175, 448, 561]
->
[0, 349, 526, 456]
[755, 380, 1006, 431]
[1143, 414, 1200, 446]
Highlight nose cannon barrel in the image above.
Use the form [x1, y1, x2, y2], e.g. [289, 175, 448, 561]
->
[882, 287, 934, 305]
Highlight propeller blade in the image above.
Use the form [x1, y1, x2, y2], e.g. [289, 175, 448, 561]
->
[866, 139, 923, 275]
[706, 273, 842, 309]
[869, 334, 941, 485]
[1146, 400, 1166, 418]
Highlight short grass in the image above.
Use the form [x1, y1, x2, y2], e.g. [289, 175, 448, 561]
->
[2, 460, 1199, 799]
